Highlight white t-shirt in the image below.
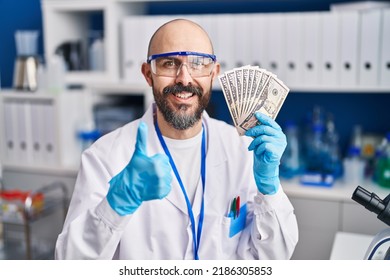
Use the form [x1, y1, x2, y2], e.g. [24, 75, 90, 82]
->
[162, 128, 203, 205]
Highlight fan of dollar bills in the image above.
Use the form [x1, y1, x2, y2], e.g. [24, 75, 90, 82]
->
[218, 65, 290, 136]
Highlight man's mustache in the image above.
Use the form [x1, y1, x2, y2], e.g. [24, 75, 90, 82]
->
[163, 83, 203, 97]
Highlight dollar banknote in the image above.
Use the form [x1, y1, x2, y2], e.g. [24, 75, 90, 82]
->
[218, 65, 289, 136]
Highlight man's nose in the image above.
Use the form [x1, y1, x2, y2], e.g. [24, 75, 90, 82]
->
[175, 63, 192, 85]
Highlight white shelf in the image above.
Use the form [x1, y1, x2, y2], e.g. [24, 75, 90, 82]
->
[212, 83, 390, 93]
[41, 0, 147, 86]
[0, 90, 60, 100]
[41, 0, 390, 93]
[0, 89, 87, 172]
[86, 82, 154, 111]
[87, 82, 150, 93]
[2, 163, 79, 176]
[288, 86, 390, 93]
[282, 177, 390, 202]
[64, 71, 119, 85]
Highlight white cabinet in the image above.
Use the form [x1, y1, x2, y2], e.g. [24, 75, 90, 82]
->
[41, 0, 146, 85]
[283, 179, 390, 259]
[289, 197, 340, 260]
[341, 201, 388, 235]
[41, 0, 390, 92]
[0, 90, 87, 172]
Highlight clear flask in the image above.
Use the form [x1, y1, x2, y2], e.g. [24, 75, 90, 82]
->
[280, 121, 301, 178]
[343, 146, 365, 185]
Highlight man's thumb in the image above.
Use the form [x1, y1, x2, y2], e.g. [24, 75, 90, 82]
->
[135, 122, 148, 154]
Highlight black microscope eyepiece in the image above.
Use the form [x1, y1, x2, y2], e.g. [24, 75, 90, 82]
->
[352, 186, 390, 226]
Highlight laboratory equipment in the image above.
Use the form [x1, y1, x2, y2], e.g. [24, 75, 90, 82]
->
[89, 31, 105, 71]
[55, 40, 85, 71]
[280, 121, 301, 178]
[351, 186, 390, 260]
[300, 107, 343, 187]
[343, 146, 365, 185]
[13, 30, 40, 91]
[375, 132, 390, 188]
[0, 182, 68, 259]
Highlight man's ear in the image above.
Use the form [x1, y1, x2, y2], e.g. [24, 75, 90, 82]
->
[211, 62, 221, 81]
[142, 62, 153, 86]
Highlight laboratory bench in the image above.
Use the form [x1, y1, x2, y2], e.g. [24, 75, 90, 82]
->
[282, 178, 389, 260]
[0, 181, 68, 260]
[1, 165, 389, 260]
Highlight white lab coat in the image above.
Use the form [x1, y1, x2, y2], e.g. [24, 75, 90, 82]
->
[55, 104, 298, 260]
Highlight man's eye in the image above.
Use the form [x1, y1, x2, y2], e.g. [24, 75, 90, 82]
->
[191, 61, 205, 69]
[161, 60, 175, 68]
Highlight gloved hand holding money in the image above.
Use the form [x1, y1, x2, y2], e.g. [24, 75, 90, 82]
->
[218, 65, 289, 195]
[218, 65, 289, 136]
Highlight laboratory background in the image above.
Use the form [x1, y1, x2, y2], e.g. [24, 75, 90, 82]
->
[0, 0, 390, 260]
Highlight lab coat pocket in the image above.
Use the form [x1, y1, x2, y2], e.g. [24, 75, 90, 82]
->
[229, 203, 247, 238]
[223, 203, 247, 238]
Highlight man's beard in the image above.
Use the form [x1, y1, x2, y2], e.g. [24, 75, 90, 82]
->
[153, 83, 211, 130]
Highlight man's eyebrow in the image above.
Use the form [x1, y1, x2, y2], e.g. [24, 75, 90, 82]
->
[158, 56, 179, 59]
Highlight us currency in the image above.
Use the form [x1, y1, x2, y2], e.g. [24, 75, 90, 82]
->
[242, 66, 249, 115]
[234, 68, 243, 116]
[245, 69, 273, 115]
[244, 67, 261, 114]
[245, 68, 270, 115]
[226, 70, 240, 120]
[238, 75, 289, 135]
[218, 73, 238, 126]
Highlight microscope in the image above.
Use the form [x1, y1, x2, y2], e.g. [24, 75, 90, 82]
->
[352, 186, 390, 260]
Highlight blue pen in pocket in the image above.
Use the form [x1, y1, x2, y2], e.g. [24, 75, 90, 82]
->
[228, 203, 247, 238]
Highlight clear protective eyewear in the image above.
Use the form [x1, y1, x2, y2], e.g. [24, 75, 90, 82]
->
[147, 51, 217, 78]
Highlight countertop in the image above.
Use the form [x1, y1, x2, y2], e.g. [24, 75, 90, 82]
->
[282, 177, 390, 203]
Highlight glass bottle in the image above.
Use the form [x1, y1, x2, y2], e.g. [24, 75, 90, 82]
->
[375, 132, 390, 188]
[280, 121, 301, 178]
[323, 113, 342, 178]
[343, 146, 365, 185]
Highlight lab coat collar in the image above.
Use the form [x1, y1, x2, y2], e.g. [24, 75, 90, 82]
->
[139, 104, 228, 217]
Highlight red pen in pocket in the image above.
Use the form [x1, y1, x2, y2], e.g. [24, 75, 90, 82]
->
[236, 196, 240, 218]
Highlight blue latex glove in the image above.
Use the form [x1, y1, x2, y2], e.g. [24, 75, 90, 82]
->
[107, 122, 172, 215]
[245, 112, 287, 195]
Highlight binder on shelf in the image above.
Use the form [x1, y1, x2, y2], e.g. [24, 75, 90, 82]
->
[41, 101, 58, 165]
[358, 9, 382, 87]
[15, 100, 33, 164]
[233, 14, 251, 68]
[121, 16, 139, 84]
[2, 101, 18, 163]
[339, 10, 360, 87]
[264, 13, 286, 81]
[30, 101, 45, 164]
[216, 14, 235, 73]
[379, 9, 390, 88]
[284, 13, 303, 88]
[248, 14, 267, 68]
[302, 12, 322, 87]
[122, 15, 176, 84]
[201, 14, 218, 58]
[135, 17, 153, 84]
[319, 12, 340, 86]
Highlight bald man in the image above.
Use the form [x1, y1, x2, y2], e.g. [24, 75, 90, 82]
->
[55, 19, 298, 260]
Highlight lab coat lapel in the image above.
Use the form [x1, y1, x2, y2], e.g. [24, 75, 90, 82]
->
[188, 113, 229, 218]
[142, 105, 191, 216]
[203, 115, 228, 208]
[142, 107, 228, 217]
[193, 113, 228, 217]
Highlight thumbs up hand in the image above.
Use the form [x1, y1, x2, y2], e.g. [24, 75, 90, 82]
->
[107, 122, 172, 215]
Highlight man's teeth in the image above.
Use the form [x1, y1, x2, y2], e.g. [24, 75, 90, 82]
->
[173, 92, 194, 99]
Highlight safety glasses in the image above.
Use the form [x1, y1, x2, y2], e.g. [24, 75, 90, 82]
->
[147, 51, 217, 78]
